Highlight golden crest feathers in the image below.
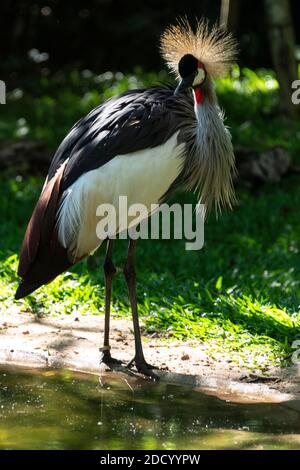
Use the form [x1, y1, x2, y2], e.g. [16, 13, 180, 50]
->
[160, 17, 238, 78]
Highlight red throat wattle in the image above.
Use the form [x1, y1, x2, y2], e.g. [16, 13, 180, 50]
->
[193, 87, 204, 105]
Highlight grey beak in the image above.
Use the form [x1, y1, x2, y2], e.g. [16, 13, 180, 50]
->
[174, 74, 195, 96]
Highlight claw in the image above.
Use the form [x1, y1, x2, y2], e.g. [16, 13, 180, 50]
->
[100, 347, 123, 367]
[127, 356, 159, 380]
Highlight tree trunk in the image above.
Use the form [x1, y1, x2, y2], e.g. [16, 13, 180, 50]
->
[219, 0, 240, 32]
[264, 0, 299, 118]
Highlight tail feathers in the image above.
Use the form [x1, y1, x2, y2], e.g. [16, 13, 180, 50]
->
[16, 161, 72, 299]
[15, 280, 42, 300]
[15, 238, 72, 299]
[18, 162, 67, 279]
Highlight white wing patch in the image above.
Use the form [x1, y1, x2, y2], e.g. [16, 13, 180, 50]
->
[56, 132, 185, 260]
[56, 185, 82, 250]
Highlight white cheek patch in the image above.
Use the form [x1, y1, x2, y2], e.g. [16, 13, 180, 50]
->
[193, 68, 206, 86]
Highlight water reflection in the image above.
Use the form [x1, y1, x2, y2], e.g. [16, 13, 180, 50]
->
[0, 368, 299, 450]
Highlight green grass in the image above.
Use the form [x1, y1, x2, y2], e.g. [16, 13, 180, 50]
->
[1, 175, 300, 370]
[1, 66, 300, 371]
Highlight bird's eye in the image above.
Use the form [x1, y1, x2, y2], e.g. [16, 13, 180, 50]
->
[193, 68, 206, 87]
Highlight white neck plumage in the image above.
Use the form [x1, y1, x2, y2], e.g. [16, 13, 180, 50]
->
[185, 78, 236, 213]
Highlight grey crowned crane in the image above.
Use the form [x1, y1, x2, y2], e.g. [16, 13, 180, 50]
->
[15, 19, 237, 379]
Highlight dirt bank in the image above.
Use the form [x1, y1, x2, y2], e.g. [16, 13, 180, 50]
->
[0, 308, 299, 404]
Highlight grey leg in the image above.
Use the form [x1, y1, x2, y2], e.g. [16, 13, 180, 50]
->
[124, 239, 158, 379]
[100, 239, 121, 366]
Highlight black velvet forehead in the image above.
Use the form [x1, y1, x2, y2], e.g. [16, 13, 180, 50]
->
[178, 54, 198, 78]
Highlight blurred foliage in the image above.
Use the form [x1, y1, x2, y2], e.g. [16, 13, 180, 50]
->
[217, 66, 300, 155]
[1, 68, 168, 147]
[1, 66, 300, 158]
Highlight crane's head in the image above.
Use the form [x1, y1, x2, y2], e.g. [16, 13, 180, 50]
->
[175, 54, 206, 98]
[160, 18, 237, 101]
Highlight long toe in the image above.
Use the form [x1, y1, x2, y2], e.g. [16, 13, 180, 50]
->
[136, 366, 160, 382]
[136, 363, 160, 381]
[127, 357, 156, 370]
[128, 357, 159, 380]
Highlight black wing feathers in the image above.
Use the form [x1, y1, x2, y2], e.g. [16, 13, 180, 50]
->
[48, 87, 180, 191]
[16, 85, 188, 299]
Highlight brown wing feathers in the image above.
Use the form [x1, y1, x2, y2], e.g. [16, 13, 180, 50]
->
[15, 162, 71, 299]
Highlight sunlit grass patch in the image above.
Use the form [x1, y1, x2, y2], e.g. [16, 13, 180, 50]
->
[0, 254, 104, 317]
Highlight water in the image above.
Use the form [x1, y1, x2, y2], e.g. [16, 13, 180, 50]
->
[0, 367, 299, 450]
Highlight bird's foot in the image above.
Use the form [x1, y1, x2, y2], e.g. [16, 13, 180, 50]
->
[127, 356, 159, 381]
[100, 347, 123, 367]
